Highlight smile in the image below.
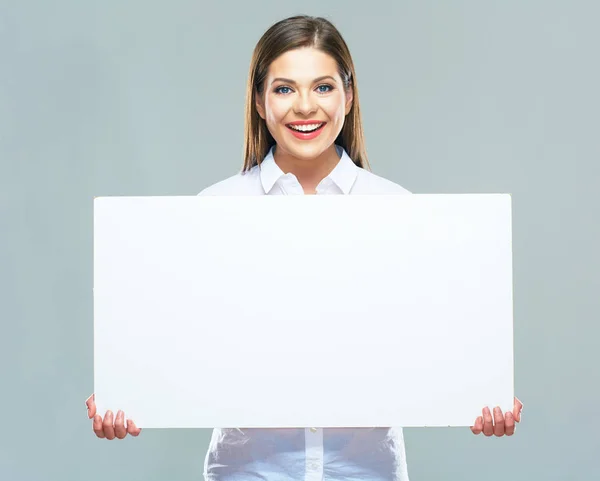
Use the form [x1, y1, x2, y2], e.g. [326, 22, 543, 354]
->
[287, 122, 325, 132]
[285, 121, 327, 140]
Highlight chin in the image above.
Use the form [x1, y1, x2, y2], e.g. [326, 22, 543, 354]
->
[278, 140, 333, 161]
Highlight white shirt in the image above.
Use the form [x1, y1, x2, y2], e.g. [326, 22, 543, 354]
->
[198, 145, 411, 481]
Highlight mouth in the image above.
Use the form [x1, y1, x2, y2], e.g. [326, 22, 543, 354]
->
[285, 122, 326, 133]
[285, 121, 327, 140]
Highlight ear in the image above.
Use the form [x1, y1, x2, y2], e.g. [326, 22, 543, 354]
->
[255, 90, 266, 120]
[344, 85, 354, 116]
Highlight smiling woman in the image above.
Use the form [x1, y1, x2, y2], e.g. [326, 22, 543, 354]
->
[253, 47, 353, 161]
[86, 13, 523, 481]
[242, 16, 366, 195]
[254, 48, 353, 189]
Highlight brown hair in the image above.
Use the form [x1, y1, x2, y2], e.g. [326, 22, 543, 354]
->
[242, 15, 369, 171]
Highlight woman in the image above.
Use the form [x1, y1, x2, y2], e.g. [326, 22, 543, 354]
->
[86, 15, 523, 481]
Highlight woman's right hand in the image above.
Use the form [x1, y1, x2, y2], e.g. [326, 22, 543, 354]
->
[86, 394, 142, 439]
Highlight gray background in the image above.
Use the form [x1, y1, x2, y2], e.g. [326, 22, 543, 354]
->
[1, 0, 598, 480]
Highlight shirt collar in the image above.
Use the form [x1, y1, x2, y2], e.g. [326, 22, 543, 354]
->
[259, 144, 358, 195]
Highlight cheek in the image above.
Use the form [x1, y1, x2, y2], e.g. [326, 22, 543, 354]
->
[265, 96, 290, 125]
[324, 93, 347, 118]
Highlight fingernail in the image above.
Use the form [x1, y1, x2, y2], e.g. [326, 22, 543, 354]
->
[494, 407, 501, 414]
[483, 407, 490, 414]
[117, 410, 123, 418]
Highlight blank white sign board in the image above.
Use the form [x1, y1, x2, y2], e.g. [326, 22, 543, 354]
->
[93, 194, 514, 428]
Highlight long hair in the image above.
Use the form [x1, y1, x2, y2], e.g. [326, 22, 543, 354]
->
[242, 15, 369, 171]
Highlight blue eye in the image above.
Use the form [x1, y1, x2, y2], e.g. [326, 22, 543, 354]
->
[274, 84, 334, 95]
[316, 84, 333, 93]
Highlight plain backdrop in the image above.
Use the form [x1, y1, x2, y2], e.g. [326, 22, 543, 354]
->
[1, 1, 598, 480]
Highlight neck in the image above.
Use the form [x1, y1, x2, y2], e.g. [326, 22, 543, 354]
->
[273, 144, 340, 194]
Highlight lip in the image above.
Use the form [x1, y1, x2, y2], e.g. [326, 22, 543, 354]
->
[285, 121, 326, 141]
[286, 120, 326, 126]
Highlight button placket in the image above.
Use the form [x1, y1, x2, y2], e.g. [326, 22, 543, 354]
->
[304, 427, 324, 481]
[283, 174, 303, 195]
[315, 177, 333, 195]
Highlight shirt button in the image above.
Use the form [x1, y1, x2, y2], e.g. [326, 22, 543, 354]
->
[310, 427, 317, 433]
[310, 463, 319, 470]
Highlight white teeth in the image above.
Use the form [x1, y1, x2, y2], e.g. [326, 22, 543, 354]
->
[288, 123, 323, 132]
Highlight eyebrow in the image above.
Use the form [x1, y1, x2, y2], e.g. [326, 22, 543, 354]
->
[271, 75, 337, 85]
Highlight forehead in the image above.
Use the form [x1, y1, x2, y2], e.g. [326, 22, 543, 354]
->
[267, 47, 339, 82]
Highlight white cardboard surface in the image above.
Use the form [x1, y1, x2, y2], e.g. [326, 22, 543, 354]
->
[93, 194, 514, 428]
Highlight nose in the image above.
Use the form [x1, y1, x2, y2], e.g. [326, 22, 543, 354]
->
[293, 90, 317, 116]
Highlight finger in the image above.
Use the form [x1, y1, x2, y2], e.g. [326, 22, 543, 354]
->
[470, 416, 483, 435]
[86, 393, 96, 418]
[114, 411, 127, 439]
[513, 397, 523, 422]
[127, 419, 142, 437]
[103, 411, 116, 440]
[482, 407, 494, 437]
[493, 407, 505, 436]
[505, 411, 516, 436]
[93, 414, 106, 439]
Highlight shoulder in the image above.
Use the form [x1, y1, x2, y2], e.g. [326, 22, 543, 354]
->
[353, 168, 412, 194]
[198, 166, 262, 196]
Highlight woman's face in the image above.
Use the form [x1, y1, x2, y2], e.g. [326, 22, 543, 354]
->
[256, 47, 353, 162]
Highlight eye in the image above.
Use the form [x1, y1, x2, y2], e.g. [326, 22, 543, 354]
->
[274, 86, 293, 95]
[316, 84, 334, 93]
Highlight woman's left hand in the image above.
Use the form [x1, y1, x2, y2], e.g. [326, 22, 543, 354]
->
[470, 397, 523, 437]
